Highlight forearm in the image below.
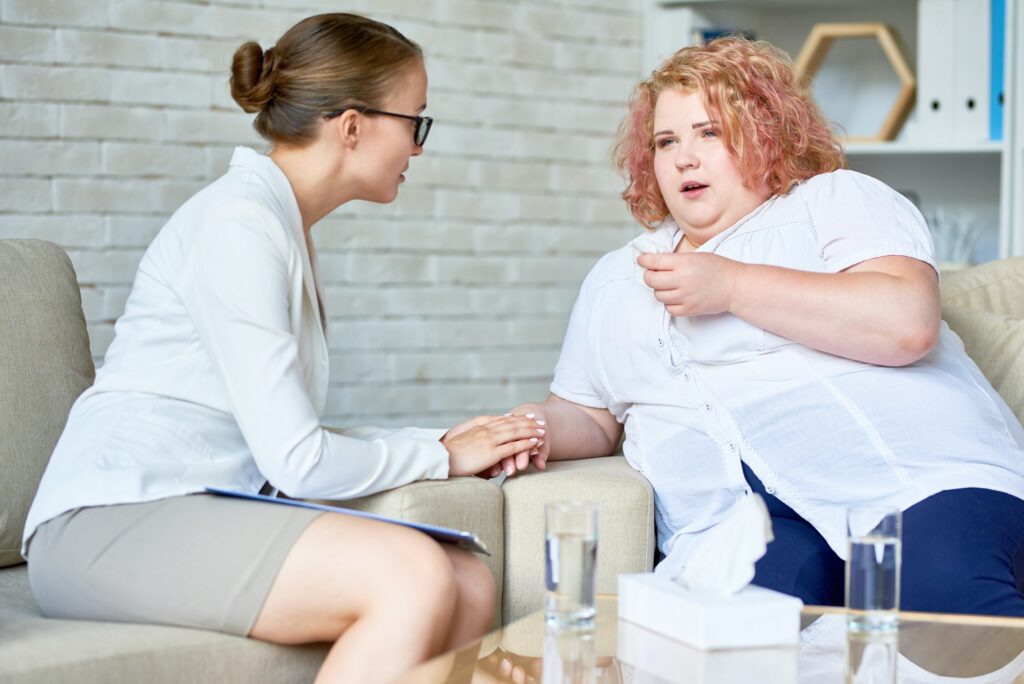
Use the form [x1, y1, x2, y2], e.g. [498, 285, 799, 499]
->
[728, 258, 940, 366]
[537, 394, 621, 461]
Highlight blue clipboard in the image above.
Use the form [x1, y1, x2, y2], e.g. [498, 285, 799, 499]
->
[205, 487, 489, 555]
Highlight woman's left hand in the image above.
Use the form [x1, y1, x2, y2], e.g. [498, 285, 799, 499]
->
[637, 252, 743, 317]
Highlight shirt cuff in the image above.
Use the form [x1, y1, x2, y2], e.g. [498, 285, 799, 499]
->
[826, 246, 937, 274]
[549, 382, 608, 409]
[414, 427, 451, 479]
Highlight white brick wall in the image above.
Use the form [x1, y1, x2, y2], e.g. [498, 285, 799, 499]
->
[0, 0, 644, 428]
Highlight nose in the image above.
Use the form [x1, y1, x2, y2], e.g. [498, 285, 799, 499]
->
[674, 142, 698, 170]
[411, 141, 423, 157]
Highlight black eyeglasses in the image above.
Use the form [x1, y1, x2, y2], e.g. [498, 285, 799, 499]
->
[323, 106, 433, 147]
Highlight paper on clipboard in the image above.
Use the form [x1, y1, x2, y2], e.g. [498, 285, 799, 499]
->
[205, 487, 489, 555]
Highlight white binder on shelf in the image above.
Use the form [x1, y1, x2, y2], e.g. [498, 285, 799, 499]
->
[916, 0, 956, 143]
[952, 0, 991, 143]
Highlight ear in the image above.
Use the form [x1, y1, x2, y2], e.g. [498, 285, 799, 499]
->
[334, 109, 361, 150]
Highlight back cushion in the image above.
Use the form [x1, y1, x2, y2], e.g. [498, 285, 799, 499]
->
[0, 240, 94, 567]
[941, 257, 1024, 317]
[942, 306, 1024, 426]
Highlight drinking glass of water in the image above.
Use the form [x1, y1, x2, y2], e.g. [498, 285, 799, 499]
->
[845, 506, 901, 633]
[545, 501, 599, 627]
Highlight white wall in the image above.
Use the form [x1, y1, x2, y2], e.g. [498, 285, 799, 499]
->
[0, 0, 644, 428]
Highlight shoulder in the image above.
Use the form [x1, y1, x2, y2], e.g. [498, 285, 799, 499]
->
[579, 236, 643, 297]
[794, 169, 901, 205]
[176, 177, 292, 254]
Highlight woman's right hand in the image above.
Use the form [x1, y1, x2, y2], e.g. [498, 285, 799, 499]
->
[482, 403, 549, 479]
[441, 414, 545, 477]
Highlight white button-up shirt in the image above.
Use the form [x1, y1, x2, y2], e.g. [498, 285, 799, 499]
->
[551, 170, 1024, 574]
[23, 148, 450, 555]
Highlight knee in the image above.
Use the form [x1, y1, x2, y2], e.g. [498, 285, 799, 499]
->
[456, 553, 497, 627]
[382, 534, 459, 618]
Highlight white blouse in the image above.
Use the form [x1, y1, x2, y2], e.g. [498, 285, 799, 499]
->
[23, 147, 450, 554]
[551, 170, 1024, 575]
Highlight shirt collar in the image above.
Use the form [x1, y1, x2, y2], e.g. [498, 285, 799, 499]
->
[228, 146, 304, 237]
[228, 146, 326, 335]
[634, 197, 778, 254]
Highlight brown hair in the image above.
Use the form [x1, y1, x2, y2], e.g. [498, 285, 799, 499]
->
[230, 13, 423, 146]
[613, 38, 846, 227]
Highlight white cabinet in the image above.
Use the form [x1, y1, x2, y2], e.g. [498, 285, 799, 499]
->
[644, 0, 1023, 264]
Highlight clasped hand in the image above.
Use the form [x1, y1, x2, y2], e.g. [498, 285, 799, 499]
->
[637, 251, 742, 317]
[441, 414, 545, 478]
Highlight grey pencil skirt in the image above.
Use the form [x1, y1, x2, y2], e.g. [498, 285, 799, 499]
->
[26, 493, 324, 636]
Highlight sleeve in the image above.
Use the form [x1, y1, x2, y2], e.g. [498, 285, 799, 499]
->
[806, 170, 937, 273]
[549, 267, 608, 409]
[177, 202, 449, 500]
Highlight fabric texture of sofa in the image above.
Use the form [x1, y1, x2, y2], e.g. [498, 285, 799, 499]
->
[0, 239, 653, 683]
[1, 238, 1022, 682]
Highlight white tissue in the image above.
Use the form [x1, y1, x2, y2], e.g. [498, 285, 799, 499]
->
[674, 493, 774, 597]
[631, 233, 667, 289]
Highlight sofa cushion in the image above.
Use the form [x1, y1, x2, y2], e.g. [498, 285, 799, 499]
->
[0, 241, 94, 568]
[941, 257, 1024, 317]
[0, 565, 327, 683]
[942, 306, 1024, 425]
[500, 456, 655, 624]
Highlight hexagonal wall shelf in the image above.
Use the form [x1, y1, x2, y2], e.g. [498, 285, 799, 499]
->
[794, 23, 915, 143]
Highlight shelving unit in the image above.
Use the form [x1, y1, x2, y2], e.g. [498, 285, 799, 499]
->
[644, 0, 1023, 263]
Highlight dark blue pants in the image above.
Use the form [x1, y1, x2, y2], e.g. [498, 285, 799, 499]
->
[742, 463, 1024, 617]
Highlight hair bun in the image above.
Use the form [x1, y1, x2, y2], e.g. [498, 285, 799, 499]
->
[230, 41, 276, 113]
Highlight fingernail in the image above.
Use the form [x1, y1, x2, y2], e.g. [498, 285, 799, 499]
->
[536, 420, 546, 425]
[525, 413, 535, 418]
[530, 437, 538, 443]
[505, 465, 514, 476]
[537, 439, 544, 446]
[537, 428, 545, 435]
[503, 413, 511, 416]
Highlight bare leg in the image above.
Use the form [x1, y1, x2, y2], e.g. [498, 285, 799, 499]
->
[250, 514, 459, 684]
[440, 546, 497, 652]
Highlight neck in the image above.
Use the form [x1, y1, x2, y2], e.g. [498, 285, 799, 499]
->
[269, 142, 351, 233]
[678, 232, 700, 252]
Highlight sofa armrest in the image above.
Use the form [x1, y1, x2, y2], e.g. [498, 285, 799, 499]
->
[500, 456, 655, 624]
[314, 477, 505, 625]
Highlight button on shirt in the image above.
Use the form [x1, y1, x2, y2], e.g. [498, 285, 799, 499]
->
[551, 170, 1024, 575]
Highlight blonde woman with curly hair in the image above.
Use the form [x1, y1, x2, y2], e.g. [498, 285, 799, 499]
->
[502, 38, 1024, 615]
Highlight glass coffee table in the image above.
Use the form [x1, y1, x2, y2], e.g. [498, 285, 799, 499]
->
[395, 595, 1024, 683]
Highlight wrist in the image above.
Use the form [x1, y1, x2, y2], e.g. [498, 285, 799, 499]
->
[725, 260, 747, 314]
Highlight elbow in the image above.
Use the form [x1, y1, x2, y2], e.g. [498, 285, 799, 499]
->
[259, 431, 327, 498]
[889, 320, 940, 366]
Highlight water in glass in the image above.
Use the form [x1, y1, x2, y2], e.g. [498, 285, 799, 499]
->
[846, 533, 900, 632]
[545, 532, 597, 626]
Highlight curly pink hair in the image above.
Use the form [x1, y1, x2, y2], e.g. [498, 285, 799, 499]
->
[613, 38, 846, 228]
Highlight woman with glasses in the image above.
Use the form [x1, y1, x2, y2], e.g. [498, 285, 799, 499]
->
[22, 13, 541, 683]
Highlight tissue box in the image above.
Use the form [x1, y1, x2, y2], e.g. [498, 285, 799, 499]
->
[617, 618, 798, 684]
[617, 573, 803, 650]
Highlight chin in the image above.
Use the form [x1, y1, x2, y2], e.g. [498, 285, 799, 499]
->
[366, 187, 400, 204]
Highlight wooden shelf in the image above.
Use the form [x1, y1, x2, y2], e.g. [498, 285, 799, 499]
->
[843, 141, 1005, 156]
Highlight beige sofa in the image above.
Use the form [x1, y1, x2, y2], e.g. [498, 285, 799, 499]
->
[0, 239, 654, 683]
[2, 238, 1022, 682]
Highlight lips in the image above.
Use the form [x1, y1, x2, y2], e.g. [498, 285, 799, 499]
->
[680, 181, 708, 198]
